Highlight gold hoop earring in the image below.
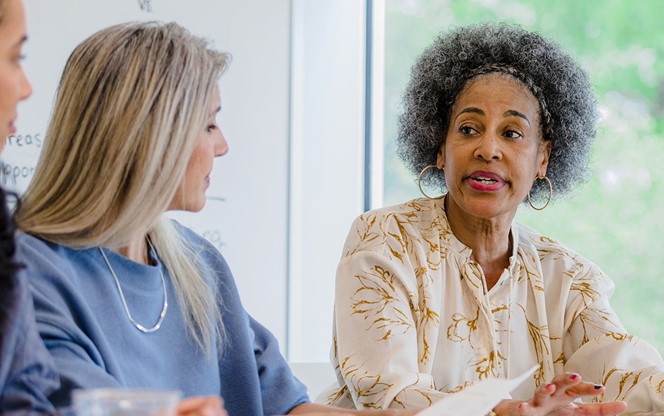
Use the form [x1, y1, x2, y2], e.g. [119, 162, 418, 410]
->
[417, 164, 445, 200]
[527, 176, 552, 211]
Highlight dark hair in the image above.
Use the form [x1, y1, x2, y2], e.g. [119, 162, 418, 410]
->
[0, 185, 22, 324]
[398, 22, 599, 201]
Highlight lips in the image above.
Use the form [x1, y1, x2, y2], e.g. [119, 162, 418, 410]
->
[473, 176, 498, 184]
[466, 171, 507, 191]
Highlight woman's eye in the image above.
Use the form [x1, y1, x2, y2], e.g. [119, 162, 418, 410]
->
[504, 130, 522, 139]
[459, 126, 476, 135]
[206, 124, 217, 133]
[12, 53, 25, 65]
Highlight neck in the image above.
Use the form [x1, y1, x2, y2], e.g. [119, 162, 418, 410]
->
[445, 197, 513, 290]
[113, 236, 150, 265]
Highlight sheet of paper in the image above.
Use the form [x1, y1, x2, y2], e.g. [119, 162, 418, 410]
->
[416, 365, 538, 416]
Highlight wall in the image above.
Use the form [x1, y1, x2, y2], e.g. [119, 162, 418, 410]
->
[4, 0, 292, 349]
[288, 0, 367, 362]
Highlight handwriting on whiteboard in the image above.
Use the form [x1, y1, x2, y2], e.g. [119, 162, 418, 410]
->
[201, 229, 225, 251]
[1, 163, 35, 187]
[6, 133, 43, 148]
[137, 0, 152, 12]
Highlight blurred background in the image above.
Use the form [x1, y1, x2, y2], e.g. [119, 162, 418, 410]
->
[381, 0, 664, 350]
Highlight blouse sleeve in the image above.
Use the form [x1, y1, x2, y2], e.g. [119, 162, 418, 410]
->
[333, 214, 449, 410]
[561, 262, 664, 413]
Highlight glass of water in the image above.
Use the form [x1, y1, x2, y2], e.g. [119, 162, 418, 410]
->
[73, 388, 181, 416]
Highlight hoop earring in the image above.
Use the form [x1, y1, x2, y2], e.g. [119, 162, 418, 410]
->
[527, 176, 552, 211]
[417, 164, 445, 200]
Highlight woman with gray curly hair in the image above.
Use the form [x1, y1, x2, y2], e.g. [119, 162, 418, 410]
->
[323, 22, 663, 415]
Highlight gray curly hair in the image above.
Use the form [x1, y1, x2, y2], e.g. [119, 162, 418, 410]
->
[398, 22, 599, 201]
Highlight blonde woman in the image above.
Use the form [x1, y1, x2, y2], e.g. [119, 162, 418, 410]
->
[11, 21, 418, 416]
[13, 21, 284, 416]
[0, 0, 59, 412]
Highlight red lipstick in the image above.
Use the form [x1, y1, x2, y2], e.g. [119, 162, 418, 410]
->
[466, 171, 506, 192]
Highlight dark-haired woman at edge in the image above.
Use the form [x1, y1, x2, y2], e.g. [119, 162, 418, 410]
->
[0, 0, 59, 413]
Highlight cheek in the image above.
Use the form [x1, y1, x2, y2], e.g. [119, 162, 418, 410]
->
[186, 146, 207, 170]
[0, 75, 10, 112]
[185, 160, 204, 183]
[189, 150, 212, 181]
[442, 151, 459, 176]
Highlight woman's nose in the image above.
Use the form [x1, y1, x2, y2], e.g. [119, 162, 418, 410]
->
[473, 133, 502, 162]
[20, 68, 32, 101]
[215, 130, 229, 157]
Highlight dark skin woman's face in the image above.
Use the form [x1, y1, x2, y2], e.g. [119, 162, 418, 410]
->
[437, 73, 551, 225]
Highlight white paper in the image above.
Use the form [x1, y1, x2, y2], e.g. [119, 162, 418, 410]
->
[416, 365, 538, 416]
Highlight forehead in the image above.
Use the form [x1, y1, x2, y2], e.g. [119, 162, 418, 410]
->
[452, 73, 540, 118]
[0, 0, 26, 45]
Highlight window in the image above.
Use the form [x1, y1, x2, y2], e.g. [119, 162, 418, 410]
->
[381, 0, 664, 349]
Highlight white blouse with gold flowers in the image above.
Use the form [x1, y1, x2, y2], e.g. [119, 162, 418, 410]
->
[321, 197, 664, 414]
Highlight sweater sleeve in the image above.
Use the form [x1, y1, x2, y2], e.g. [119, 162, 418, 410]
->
[250, 316, 309, 415]
[181, 223, 310, 415]
[0, 270, 59, 415]
[16, 235, 122, 409]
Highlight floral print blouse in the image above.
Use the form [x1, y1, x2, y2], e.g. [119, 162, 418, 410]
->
[322, 197, 664, 414]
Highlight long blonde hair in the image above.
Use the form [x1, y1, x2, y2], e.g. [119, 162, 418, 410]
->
[16, 21, 231, 353]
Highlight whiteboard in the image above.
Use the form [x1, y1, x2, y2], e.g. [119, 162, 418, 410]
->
[3, 0, 292, 349]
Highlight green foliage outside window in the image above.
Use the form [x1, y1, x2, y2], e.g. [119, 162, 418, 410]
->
[382, 0, 664, 349]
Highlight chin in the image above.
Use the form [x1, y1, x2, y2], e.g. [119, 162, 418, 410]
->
[188, 198, 207, 212]
[170, 198, 206, 213]
[453, 195, 511, 218]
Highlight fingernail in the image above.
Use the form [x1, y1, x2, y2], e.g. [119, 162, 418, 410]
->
[570, 374, 579, 380]
[594, 384, 603, 389]
[546, 383, 554, 389]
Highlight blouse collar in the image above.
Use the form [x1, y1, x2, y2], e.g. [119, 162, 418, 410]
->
[433, 195, 520, 273]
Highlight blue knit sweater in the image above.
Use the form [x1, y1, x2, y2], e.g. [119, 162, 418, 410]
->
[0, 269, 59, 414]
[16, 223, 308, 416]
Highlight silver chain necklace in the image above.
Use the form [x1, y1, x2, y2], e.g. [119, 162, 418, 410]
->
[99, 238, 168, 333]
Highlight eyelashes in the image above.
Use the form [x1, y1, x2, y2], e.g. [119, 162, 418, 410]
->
[458, 124, 525, 140]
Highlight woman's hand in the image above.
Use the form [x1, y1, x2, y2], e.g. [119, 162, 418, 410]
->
[492, 373, 627, 416]
[177, 395, 228, 416]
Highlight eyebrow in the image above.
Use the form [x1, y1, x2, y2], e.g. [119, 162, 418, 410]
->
[504, 109, 531, 126]
[13, 35, 28, 49]
[209, 105, 221, 117]
[455, 107, 531, 127]
[457, 107, 484, 117]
